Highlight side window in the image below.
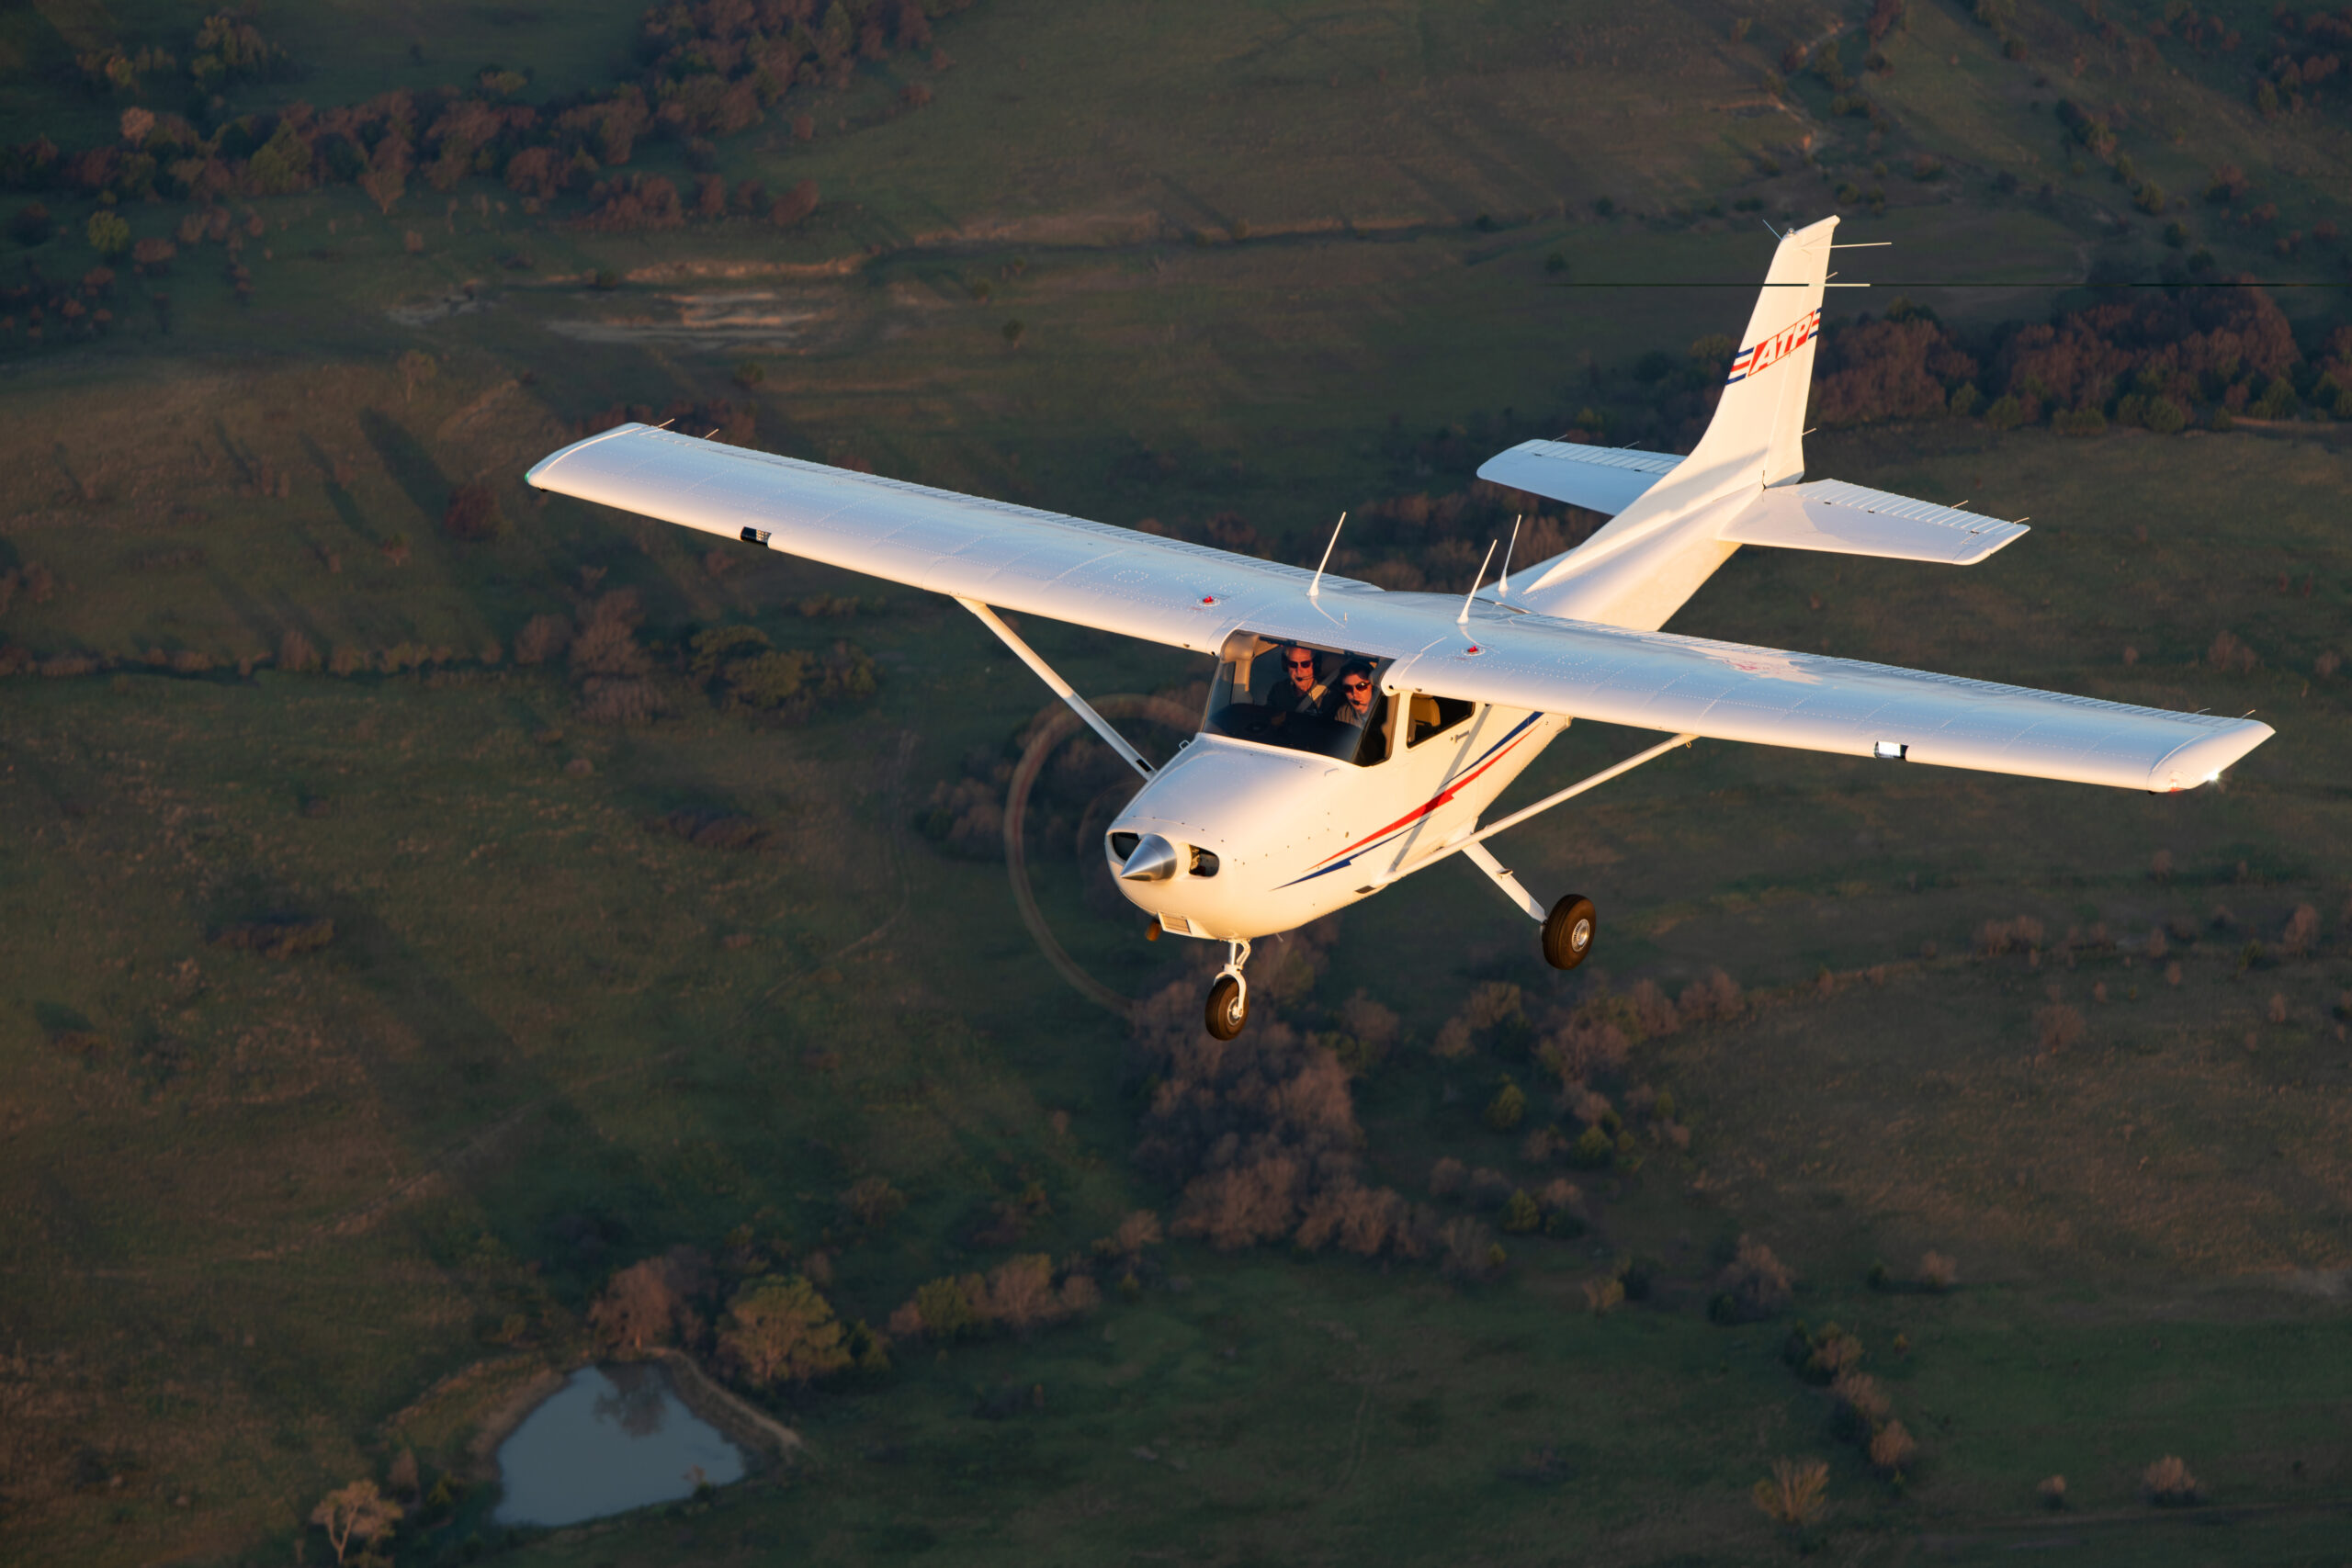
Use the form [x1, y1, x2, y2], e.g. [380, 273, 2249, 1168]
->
[1407, 694, 1476, 748]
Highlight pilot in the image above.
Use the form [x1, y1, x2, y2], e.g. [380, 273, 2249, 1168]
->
[1273, 644, 1325, 715]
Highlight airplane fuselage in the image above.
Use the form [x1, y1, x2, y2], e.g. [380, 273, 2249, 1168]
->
[1105, 698, 1568, 941]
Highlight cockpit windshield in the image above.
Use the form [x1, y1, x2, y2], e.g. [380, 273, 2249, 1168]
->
[1200, 631, 1391, 766]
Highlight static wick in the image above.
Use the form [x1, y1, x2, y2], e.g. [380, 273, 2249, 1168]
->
[1308, 511, 1347, 600]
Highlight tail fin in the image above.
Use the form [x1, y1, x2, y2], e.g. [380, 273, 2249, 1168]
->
[1686, 214, 1837, 486]
[1498, 215, 1839, 629]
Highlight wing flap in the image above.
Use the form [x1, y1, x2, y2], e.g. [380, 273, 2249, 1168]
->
[1476, 439, 1683, 517]
[1720, 479, 2029, 564]
[1389, 612, 2270, 793]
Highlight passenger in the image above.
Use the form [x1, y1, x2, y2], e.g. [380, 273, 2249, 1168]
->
[1273, 645, 1325, 715]
[1330, 660, 1386, 763]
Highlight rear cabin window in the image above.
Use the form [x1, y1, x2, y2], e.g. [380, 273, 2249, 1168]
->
[1202, 632, 1391, 766]
[1406, 694, 1476, 748]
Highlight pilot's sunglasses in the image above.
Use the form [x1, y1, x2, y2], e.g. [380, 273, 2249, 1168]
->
[1285, 656, 1315, 668]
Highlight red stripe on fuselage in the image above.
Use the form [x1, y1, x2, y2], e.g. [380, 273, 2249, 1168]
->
[1305, 722, 1539, 871]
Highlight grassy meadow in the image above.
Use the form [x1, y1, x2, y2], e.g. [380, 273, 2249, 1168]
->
[3, 0, 2351, 1563]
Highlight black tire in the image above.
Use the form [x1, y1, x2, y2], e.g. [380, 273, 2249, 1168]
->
[1543, 894, 1597, 971]
[1204, 975, 1249, 1039]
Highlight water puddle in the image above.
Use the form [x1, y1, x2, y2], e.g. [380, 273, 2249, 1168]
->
[492, 1363, 748, 1528]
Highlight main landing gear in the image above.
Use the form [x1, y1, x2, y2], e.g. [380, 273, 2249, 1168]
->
[1204, 938, 1254, 1040]
[1543, 893, 1597, 971]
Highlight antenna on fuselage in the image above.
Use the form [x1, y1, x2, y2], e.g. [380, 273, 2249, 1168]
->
[1496, 513, 1521, 599]
[1458, 538, 1498, 626]
[1307, 511, 1347, 600]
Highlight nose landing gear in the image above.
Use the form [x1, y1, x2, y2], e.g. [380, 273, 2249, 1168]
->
[1204, 938, 1253, 1039]
[1542, 893, 1597, 970]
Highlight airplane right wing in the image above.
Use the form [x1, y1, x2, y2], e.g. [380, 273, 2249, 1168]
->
[1385, 608, 2271, 794]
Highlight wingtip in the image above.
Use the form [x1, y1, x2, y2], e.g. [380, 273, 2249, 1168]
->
[2148, 718, 2275, 792]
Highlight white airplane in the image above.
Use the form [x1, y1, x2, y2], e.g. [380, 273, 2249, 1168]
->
[527, 215, 2271, 1041]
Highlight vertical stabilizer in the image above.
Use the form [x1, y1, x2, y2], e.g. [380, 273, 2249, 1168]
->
[1689, 214, 1838, 486]
[1501, 215, 1841, 630]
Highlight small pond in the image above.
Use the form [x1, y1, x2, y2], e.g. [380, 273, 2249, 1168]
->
[492, 1363, 748, 1528]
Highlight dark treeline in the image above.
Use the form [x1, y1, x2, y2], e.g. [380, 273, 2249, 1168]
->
[1, 0, 970, 220]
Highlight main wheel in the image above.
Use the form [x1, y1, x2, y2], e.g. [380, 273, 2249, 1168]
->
[1204, 975, 1250, 1039]
[1542, 894, 1598, 970]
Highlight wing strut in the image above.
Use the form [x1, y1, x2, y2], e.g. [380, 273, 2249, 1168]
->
[1372, 730, 1699, 893]
[957, 598, 1155, 780]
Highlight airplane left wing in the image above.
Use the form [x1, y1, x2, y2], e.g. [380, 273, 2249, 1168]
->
[1386, 612, 2271, 794]
[525, 423, 1375, 654]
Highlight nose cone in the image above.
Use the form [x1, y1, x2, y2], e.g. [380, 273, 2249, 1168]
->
[1119, 832, 1182, 882]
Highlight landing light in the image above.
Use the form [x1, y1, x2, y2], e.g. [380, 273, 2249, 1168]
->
[1873, 740, 1907, 761]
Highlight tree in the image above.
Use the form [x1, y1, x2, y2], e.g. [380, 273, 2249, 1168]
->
[1752, 1458, 1828, 1528]
[588, 1249, 707, 1353]
[311, 1480, 402, 1566]
[717, 1275, 852, 1387]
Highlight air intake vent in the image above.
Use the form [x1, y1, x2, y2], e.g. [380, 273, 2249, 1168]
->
[1108, 831, 1140, 861]
[1190, 848, 1220, 877]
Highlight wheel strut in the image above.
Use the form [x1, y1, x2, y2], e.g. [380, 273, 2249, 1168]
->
[1204, 938, 1253, 1039]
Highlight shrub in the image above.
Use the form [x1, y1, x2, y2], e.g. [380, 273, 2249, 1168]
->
[2282, 904, 2319, 955]
[1571, 1124, 1615, 1168]
[1486, 1080, 1526, 1132]
[1712, 1235, 1794, 1322]
[1752, 1458, 1829, 1527]
[1500, 1190, 1541, 1233]
[571, 590, 649, 678]
[2141, 1455, 2198, 1506]
[1678, 969, 1742, 1021]
[441, 480, 501, 541]
[1431, 1017, 1474, 1059]
[514, 614, 571, 665]
[1830, 1370, 1890, 1432]
[1428, 1156, 1464, 1199]
[278, 629, 320, 672]
[1583, 1275, 1624, 1314]
[770, 178, 819, 227]
[2039, 1473, 2067, 1508]
[2267, 992, 2288, 1024]
[1869, 1419, 1917, 1474]
[1982, 393, 2025, 430]
[2034, 1004, 2085, 1053]
[841, 1175, 906, 1229]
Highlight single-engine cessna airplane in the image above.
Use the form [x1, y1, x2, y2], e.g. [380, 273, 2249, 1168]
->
[528, 215, 2272, 1041]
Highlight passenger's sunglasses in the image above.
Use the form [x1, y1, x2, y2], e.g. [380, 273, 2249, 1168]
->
[1340, 679, 1371, 693]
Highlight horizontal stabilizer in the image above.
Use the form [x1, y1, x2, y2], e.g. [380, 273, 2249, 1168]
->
[1719, 479, 2028, 565]
[1476, 440, 1683, 518]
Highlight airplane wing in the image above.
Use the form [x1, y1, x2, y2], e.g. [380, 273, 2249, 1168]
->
[1385, 612, 2270, 794]
[525, 423, 1378, 655]
[1476, 439, 1682, 516]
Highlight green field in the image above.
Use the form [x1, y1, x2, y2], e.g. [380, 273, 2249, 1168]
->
[3, 2, 2351, 1564]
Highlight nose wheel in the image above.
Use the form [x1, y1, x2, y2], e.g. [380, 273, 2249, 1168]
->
[1204, 938, 1253, 1039]
[1542, 893, 1597, 970]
